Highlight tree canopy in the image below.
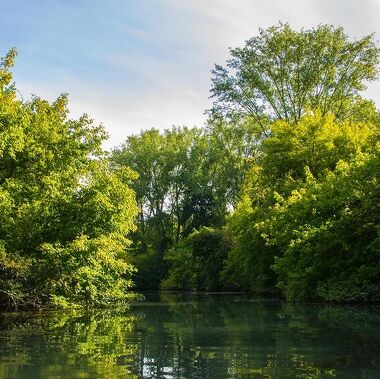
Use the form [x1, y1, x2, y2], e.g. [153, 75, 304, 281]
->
[2, 23, 380, 307]
[210, 24, 379, 128]
[109, 24, 380, 302]
[0, 49, 138, 309]
[110, 123, 254, 289]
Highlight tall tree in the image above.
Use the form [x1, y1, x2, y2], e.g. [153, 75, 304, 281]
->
[111, 125, 255, 289]
[210, 24, 379, 130]
[215, 24, 380, 300]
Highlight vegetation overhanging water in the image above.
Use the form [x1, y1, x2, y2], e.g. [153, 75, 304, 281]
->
[1, 23, 380, 311]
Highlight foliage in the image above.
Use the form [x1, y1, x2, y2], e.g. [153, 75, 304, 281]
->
[270, 148, 380, 301]
[0, 49, 138, 309]
[211, 23, 379, 128]
[211, 24, 380, 302]
[225, 111, 380, 301]
[221, 194, 278, 293]
[3, 22, 380, 305]
[162, 227, 232, 291]
[111, 123, 255, 289]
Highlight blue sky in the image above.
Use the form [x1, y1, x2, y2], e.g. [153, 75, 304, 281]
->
[1, 0, 380, 149]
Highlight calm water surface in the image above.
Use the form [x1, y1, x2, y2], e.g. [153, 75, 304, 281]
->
[0, 293, 379, 378]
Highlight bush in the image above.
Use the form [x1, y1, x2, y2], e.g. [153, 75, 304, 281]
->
[162, 227, 231, 291]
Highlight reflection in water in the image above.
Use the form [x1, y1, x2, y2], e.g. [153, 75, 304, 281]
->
[0, 293, 379, 378]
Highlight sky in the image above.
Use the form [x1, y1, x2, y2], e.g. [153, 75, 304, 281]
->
[1, 0, 380, 150]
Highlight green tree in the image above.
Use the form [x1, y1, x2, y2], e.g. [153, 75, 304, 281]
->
[162, 227, 232, 291]
[215, 24, 380, 301]
[267, 139, 380, 301]
[111, 128, 193, 288]
[224, 111, 380, 300]
[0, 49, 138, 309]
[211, 23, 379, 129]
[111, 123, 257, 290]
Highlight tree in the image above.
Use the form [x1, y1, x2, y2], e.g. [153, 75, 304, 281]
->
[111, 128, 195, 288]
[162, 227, 232, 291]
[210, 23, 379, 130]
[0, 49, 138, 309]
[223, 111, 380, 301]
[111, 123, 258, 290]
[270, 147, 380, 302]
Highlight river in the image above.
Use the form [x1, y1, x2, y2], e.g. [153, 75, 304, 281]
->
[0, 292, 379, 378]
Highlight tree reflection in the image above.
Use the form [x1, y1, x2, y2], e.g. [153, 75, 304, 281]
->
[1, 295, 379, 378]
[0, 311, 138, 378]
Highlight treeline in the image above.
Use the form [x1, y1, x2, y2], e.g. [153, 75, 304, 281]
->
[1, 23, 380, 308]
[112, 24, 380, 302]
[110, 122, 257, 290]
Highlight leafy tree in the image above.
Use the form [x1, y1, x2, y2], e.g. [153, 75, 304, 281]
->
[205, 117, 262, 209]
[111, 128, 195, 288]
[111, 124, 257, 290]
[162, 227, 232, 291]
[211, 23, 379, 129]
[221, 193, 278, 293]
[0, 49, 138, 309]
[214, 24, 380, 301]
[269, 144, 380, 301]
[224, 111, 380, 301]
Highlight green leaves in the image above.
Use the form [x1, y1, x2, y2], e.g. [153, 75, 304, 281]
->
[2, 22, 379, 305]
[0, 49, 138, 309]
[211, 23, 379, 125]
[162, 227, 232, 291]
[225, 111, 380, 301]
[270, 145, 380, 301]
[38, 234, 136, 307]
[111, 122, 256, 290]
[0, 48, 16, 91]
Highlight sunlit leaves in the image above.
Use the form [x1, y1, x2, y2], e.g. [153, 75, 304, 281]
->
[211, 23, 379, 127]
[0, 49, 138, 309]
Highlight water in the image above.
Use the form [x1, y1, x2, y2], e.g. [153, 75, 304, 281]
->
[0, 293, 379, 378]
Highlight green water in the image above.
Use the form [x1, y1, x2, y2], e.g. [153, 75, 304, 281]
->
[0, 293, 379, 378]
